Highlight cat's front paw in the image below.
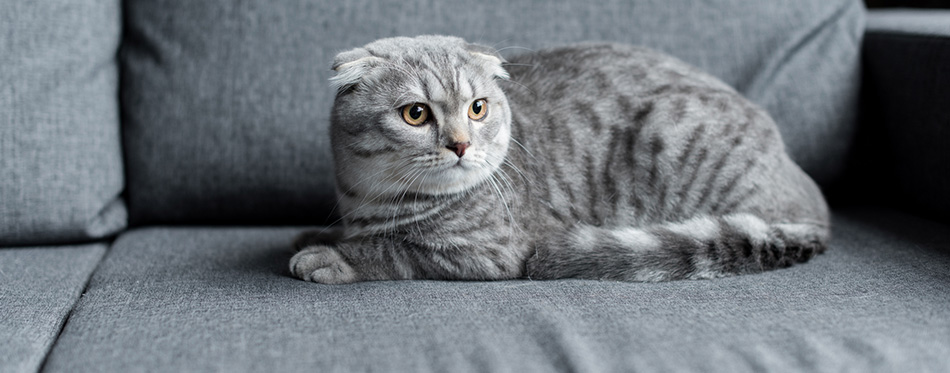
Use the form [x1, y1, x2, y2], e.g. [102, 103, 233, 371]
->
[290, 245, 358, 284]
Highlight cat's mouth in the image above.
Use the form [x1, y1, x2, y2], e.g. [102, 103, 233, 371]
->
[448, 155, 485, 172]
[400, 149, 500, 195]
[434, 152, 474, 170]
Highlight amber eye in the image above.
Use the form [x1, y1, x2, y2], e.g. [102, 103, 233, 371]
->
[468, 99, 488, 121]
[401, 103, 429, 126]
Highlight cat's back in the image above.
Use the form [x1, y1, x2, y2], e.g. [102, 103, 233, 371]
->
[497, 43, 773, 160]
[500, 43, 735, 108]
[497, 43, 814, 226]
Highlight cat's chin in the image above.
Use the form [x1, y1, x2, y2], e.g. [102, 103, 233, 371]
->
[413, 162, 497, 196]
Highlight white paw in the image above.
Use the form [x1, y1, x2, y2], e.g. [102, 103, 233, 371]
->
[290, 245, 358, 284]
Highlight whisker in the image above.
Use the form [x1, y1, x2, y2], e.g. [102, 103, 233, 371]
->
[495, 46, 537, 53]
[412, 170, 433, 238]
[389, 166, 428, 238]
[390, 91, 415, 109]
[493, 168, 520, 238]
[503, 159, 530, 184]
[509, 137, 538, 161]
[503, 78, 536, 95]
[485, 172, 514, 238]
[315, 160, 414, 234]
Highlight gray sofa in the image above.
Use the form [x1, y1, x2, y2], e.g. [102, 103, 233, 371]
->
[2, 1, 949, 372]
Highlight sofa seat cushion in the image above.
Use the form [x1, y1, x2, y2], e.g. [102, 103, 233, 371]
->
[43, 209, 950, 372]
[0, 244, 106, 372]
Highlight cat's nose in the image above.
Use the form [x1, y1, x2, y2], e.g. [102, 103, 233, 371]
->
[446, 142, 469, 158]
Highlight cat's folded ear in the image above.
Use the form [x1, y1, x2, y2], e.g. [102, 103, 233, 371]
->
[330, 48, 385, 94]
[466, 43, 510, 80]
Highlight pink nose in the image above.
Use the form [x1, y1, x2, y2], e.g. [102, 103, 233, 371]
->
[447, 142, 469, 158]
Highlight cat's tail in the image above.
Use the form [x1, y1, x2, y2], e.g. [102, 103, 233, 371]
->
[525, 213, 829, 281]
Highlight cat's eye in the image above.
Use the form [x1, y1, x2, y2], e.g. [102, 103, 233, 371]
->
[468, 99, 488, 121]
[401, 103, 429, 126]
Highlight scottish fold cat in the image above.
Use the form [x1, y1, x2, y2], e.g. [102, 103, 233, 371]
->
[290, 35, 829, 284]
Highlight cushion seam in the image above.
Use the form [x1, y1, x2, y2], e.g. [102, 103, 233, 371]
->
[35, 243, 113, 373]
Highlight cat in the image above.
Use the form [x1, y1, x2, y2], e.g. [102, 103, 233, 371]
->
[290, 35, 830, 284]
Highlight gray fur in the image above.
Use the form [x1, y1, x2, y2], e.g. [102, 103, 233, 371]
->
[290, 35, 830, 284]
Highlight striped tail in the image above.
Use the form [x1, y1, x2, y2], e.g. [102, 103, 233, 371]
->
[525, 213, 828, 282]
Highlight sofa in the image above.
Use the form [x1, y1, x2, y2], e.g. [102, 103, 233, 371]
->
[2, 0, 949, 371]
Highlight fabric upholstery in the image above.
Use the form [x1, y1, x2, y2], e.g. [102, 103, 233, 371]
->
[44, 209, 950, 372]
[857, 10, 950, 223]
[0, 1, 126, 246]
[0, 244, 106, 372]
[121, 0, 864, 225]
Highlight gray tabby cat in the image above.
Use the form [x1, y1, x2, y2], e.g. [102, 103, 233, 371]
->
[290, 35, 829, 284]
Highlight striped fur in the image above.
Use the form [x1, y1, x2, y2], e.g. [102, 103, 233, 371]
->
[290, 36, 830, 284]
[526, 214, 826, 281]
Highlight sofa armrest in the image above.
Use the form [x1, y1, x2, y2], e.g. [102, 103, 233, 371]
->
[847, 10, 950, 222]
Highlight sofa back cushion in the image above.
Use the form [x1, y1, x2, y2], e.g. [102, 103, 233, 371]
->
[0, 1, 126, 246]
[121, 0, 864, 225]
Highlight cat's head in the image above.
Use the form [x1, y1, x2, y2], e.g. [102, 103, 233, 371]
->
[329, 36, 511, 199]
